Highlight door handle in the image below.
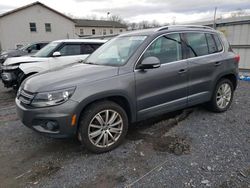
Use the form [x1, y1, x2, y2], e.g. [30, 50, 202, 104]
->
[214, 62, 222, 66]
[178, 69, 187, 74]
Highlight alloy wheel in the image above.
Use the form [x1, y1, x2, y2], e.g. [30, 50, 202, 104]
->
[88, 109, 123, 148]
[216, 83, 232, 109]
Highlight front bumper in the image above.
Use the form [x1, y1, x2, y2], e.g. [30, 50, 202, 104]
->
[16, 98, 80, 138]
[1, 71, 17, 88]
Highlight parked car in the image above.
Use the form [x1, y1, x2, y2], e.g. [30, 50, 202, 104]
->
[0, 42, 49, 64]
[16, 25, 239, 153]
[1, 39, 106, 89]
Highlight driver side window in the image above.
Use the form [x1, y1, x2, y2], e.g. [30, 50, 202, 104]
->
[142, 33, 182, 64]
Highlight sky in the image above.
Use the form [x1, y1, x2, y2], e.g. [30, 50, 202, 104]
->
[0, 0, 250, 24]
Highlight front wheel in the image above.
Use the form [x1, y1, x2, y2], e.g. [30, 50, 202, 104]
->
[78, 101, 128, 153]
[208, 79, 234, 112]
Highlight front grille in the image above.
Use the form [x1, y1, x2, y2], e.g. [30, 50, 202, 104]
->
[18, 89, 35, 105]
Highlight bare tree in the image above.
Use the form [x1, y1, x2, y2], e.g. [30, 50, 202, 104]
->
[109, 15, 123, 23]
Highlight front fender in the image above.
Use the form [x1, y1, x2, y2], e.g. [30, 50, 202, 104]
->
[74, 90, 137, 124]
[19, 62, 49, 75]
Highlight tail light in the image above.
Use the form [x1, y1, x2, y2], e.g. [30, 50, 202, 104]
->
[234, 54, 240, 63]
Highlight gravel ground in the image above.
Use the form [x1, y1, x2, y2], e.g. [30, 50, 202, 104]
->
[0, 81, 249, 188]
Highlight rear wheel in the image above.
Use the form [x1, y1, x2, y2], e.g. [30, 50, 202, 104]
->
[207, 79, 234, 112]
[78, 101, 128, 153]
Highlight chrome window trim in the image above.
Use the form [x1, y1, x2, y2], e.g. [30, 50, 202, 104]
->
[134, 31, 225, 71]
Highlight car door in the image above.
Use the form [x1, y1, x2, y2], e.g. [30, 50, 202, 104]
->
[135, 33, 189, 120]
[183, 32, 225, 106]
[49, 43, 90, 69]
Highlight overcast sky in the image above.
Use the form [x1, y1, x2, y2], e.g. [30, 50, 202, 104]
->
[0, 0, 250, 23]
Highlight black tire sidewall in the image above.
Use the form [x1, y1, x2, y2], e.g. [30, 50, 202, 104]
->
[211, 79, 234, 112]
[79, 101, 128, 153]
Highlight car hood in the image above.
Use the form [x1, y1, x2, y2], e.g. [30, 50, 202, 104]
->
[1, 49, 27, 58]
[23, 63, 119, 93]
[3, 56, 47, 66]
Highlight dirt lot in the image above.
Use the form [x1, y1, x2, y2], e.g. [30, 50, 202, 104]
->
[0, 81, 250, 188]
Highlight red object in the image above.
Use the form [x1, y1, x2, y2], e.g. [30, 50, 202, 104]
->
[234, 54, 240, 63]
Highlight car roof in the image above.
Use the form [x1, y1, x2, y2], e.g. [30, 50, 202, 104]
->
[52, 39, 107, 43]
[119, 25, 218, 37]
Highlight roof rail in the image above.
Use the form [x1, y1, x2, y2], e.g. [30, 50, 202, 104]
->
[156, 25, 214, 31]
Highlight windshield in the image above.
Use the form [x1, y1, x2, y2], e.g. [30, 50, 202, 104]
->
[85, 36, 147, 66]
[32, 42, 60, 57]
[19, 44, 31, 51]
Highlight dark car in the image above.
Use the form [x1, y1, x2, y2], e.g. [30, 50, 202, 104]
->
[0, 42, 48, 64]
[16, 25, 239, 153]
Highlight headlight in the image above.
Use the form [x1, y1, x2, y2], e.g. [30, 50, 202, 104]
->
[31, 87, 76, 107]
[2, 65, 19, 70]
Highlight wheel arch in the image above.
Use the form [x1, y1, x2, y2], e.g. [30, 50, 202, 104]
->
[215, 73, 238, 90]
[76, 93, 136, 130]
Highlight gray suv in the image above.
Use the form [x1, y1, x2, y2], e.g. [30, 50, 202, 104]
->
[16, 25, 239, 153]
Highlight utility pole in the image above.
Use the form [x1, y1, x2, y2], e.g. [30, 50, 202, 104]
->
[213, 7, 217, 29]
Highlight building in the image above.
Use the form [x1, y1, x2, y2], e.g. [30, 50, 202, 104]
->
[192, 16, 250, 70]
[0, 1, 127, 51]
[74, 19, 127, 37]
[0, 2, 76, 51]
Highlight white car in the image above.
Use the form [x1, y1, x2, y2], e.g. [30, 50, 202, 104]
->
[1, 39, 106, 89]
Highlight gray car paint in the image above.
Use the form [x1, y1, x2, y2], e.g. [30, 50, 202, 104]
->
[16, 28, 238, 137]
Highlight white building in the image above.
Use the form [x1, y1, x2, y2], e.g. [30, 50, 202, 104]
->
[74, 19, 127, 37]
[0, 1, 127, 51]
[0, 2, 76, 51]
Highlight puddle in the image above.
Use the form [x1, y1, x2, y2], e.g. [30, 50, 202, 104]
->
[153, 136, 191, 155]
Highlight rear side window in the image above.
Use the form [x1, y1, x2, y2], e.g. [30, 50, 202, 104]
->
[40, 43, 48, 49]
[91, 43, 102, 50]
[81, 44, 95, 54]
[142, 33, 182, 64]
[185, 33, 209, 57]
[59, 44, 81, 56]
[213, 35, 223, 52]
[206, 34, 217, 54]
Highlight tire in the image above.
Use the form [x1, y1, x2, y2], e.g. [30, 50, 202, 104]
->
[78, 100, 128, 153]
[207, 78, 234, 112]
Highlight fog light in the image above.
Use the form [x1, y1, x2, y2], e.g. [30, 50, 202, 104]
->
[44, 121, 58, 131]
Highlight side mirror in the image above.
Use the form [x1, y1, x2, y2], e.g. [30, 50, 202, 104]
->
[52, 51, 61, 57]
[137, 56, 161, 70]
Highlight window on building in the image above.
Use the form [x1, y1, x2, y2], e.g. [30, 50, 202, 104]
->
[45, 23, 51, 32]
[92, 29, 96, 35]
[185, 33, 209, 57]
[80, 28, 84, 36]
[103, 29, 106, 35]
[142, 33, 182, 64]
[120, 29, 123, 33]
[110, 29, 113, 34]
[29, 22, 37, 32]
